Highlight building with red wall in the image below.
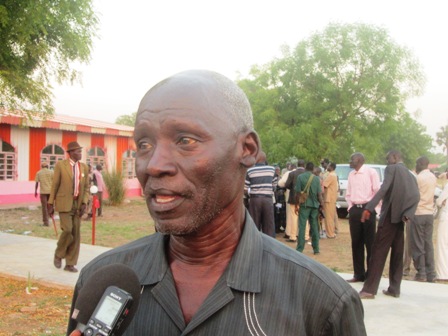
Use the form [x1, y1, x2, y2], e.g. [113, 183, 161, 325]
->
[0, 112, 141, 205]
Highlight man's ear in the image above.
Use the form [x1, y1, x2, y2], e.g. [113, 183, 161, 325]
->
[240, 131, 260, 168]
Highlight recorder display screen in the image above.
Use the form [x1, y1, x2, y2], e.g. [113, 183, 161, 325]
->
[95, 295, 123, 326]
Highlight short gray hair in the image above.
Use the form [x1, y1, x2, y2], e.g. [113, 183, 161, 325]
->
[142, 70, 254, 134]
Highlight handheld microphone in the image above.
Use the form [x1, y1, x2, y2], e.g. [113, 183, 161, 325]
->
[71, 263, 141, 336]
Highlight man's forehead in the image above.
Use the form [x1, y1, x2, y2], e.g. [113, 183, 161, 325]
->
[139, 79, 220, 113]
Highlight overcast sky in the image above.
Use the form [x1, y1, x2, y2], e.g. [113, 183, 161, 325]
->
[52, 0, 448, 149]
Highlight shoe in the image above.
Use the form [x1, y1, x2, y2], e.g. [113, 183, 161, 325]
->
[53, 255, 62, 269]
[359, 291, 375, 299]
[413, 277, 426, 282]
[382, 289, 400, 298]
[283, 234, 290, 239]
[314, 252, 320, 255]
[327, 235, 336, 239]
[42, 223, 49, 227]
[347, 278, 364, 283]
[64, 265, 78, 273]
[287, 239, 297, 243]
[403, 271, 409, 276]
[307, 242, 312, 245]
[427, 278, 436, 283]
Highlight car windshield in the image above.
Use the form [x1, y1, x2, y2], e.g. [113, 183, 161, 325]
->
[335, 166, 353, 180]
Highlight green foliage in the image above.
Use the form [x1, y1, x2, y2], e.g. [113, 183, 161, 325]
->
[238, 22, 431, 167]
[427, 151, 446, 166]
[103, 169, 127, 206]
[115, 112, 137, 127]
[0, 0, 98, 118]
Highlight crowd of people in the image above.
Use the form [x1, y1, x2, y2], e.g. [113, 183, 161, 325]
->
[245, 157, 341, 256]
[244, 149, 448, 300]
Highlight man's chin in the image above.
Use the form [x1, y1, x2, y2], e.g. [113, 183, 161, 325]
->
[155, 219, 199, 236]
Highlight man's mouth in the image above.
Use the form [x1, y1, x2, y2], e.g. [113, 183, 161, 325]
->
[154, 195, 177, 204]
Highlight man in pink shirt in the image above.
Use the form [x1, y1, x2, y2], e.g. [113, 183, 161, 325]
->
[411, 156, 437, 282]
[345, 153, 380, 283]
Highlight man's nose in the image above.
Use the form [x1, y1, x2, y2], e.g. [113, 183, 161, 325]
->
[145, 144, 177, 177]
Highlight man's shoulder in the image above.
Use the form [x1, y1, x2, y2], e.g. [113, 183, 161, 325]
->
[418, 169, 437, 185]
[298, 171, 310, 179]
[261, 236, 353, 294]
[291, 168, 303, 177]
[248, 164, 276, 176]
[43, 169, 54, 176]
[54, 159, 69, 168]
[328, 172, 337, 179]
[79, 234, 162, 281]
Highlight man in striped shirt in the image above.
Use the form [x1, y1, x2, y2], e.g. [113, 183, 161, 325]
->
[245, 151, 277, 237]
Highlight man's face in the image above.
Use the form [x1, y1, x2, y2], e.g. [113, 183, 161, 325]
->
[134, 81, 246, 235]
[349, 155, 362, 170]
[69, 149, 82, 162]
[386, 152, 398, 165]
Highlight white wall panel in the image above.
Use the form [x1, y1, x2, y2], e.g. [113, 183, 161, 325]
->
[104, 135, 117, 172]
[45, 129, 62, 147]
[77, 132, 91, 162]
[11, 127, 30, 181]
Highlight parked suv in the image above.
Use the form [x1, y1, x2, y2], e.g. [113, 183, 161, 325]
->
[334, 164, 386, 217]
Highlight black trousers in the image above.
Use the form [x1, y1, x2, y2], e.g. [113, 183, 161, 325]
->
[248, 196, 275, 237]
[362, 211, 405, 295]
[349, 206, 376, 281]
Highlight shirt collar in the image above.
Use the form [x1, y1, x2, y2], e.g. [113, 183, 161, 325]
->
[355, 165, 367, 174]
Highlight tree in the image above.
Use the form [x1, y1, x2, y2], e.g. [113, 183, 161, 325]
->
[115, 112, 137, 127]
[238, 23, 431, 166]
[436, 125, 448, 165]
[0, 0, 98, 118]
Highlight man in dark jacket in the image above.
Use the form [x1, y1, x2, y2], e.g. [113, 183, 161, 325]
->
[359, 150, 420, 299]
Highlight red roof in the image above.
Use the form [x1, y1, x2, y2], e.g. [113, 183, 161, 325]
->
[0, 111, 134, 137]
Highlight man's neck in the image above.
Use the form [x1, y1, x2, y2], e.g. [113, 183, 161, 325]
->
[168, 202, 245, 324]
[168, 204, 244, 264]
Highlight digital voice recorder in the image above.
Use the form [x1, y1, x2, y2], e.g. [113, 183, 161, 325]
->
[83, 285, 134, 336]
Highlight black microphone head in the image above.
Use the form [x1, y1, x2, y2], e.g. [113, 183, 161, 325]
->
[72, 263, 141, 335]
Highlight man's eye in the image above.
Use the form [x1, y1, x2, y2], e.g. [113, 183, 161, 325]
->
[138, 141, 153, 150]
[177, 137, 197, 145]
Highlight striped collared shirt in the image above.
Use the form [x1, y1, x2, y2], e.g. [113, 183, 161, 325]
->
[245, 164, 277, 197]
[69, 213, 366, 335]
